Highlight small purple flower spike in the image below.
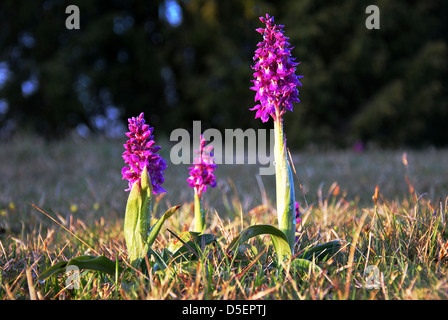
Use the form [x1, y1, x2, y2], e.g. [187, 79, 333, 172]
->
[250, 14, 303, 122]
[295, 201, 302, 224]
[122, 112, 167, 194]
[187, 135, 217, 198]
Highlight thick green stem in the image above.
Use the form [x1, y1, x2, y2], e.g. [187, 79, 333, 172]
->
[273, 116, 296, 254]
[193, 189, 205, 233]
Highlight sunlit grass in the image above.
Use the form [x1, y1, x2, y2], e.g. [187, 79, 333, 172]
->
[0, 135, 447, 299]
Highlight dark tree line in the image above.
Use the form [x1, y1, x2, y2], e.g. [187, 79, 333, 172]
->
[0, 0, 447, 148]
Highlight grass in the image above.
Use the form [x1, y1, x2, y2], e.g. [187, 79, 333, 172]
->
[0, 134, 447, 300]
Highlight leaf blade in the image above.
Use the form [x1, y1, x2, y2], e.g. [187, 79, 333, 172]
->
[37, 261, 68, 282]
[38, 255, 120, 282]
[146, 205, 180, 248]
[298, 240, 344, 262]
[227, 224, 292, 263]
[123, 166, 153, 267]
[67, 255, 120, 276]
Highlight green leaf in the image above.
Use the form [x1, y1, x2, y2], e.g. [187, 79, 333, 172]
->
[298, 240, 344, 263]
[67, 255, 119, 276]
[139, 205, 180, 273]
[279, 160, 296, 249]
[37, 261, 68, 282]
[290, 258, 322, 274]
[227, 224, 292, 264]
[273, 118, 296, 254]
[124, 166, 153, 268]
[149, 247, 169, 273]
[145, 205, 180, 249]
[38, 255, 120, 283]
[234, 243, 259, 261]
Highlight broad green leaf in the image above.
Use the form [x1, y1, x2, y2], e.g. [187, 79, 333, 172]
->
[123, 166, 152, 268]
[298, 240, 344, 262]
[37, 261, 69, 282]
[234, 243, 259, 261]
[67, 255, 119, 276]
[281, 161, 296, 248]
[290, 258, 322, 273]
[227, 224, 292, 263]
[38, 255, 120, 282]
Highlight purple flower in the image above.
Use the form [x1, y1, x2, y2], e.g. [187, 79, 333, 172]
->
[295, 201, 302, 224]
[122, 112, 167, 194]
[187, 135, 217, 198]
[295, 201, 302, 243]
[250, 14, 303, 122]
[353, 141, 364, 153]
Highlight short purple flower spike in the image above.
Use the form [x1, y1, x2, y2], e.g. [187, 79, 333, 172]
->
[122, 112, 167, 194]
[187, 135, 217, 198]
[295, 201, 302, 224]
[250, 14, 303, 122]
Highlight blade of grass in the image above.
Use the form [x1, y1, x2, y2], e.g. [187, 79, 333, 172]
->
[344, 210, 369, 299]
[235, 246, 268, 279]
[28, 202, 99, 255]
[26, 267, 37, 300]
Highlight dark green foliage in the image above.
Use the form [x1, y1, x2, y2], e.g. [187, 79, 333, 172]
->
[0, 0, 446, 147]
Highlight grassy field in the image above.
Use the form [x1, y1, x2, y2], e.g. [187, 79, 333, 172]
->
[0, 134, 447, 300]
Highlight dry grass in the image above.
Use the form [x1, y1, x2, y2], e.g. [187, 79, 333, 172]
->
[1, 135, 447, 300]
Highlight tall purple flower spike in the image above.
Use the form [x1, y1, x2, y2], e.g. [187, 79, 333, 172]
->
[122, 112, 167, 194]
[187, 135, 217, 198]
[250, 14, 303, 122]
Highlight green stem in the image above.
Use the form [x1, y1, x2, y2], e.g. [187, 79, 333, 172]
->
[193, 189, 205, 233]
[273, 116, 296, 254]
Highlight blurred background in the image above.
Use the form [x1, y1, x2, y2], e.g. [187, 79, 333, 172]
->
[0, 0, 447, 149]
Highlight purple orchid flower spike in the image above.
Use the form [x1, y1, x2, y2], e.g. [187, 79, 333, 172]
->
[250, 14, 303, 123]
[187, 134, 217, 198]
[187, 134, 217, 232]
[121, 112, 167, 194]
[295, 201, 302, 224]
[250, 14, 303, 253]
